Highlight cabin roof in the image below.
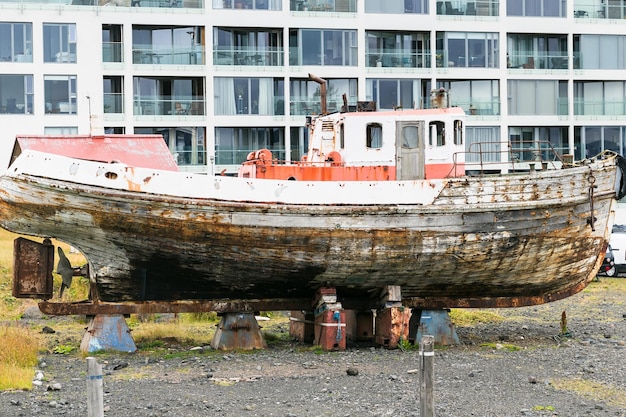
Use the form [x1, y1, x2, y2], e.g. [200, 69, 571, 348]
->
[12, 134, 178, 171]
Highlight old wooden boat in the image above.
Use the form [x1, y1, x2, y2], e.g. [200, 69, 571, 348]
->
[1, 86, 625, 314]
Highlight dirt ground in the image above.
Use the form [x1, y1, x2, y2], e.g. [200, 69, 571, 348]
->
[1, 278, 625, 417]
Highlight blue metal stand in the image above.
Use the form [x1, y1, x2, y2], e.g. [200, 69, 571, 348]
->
[413, 309, 459, 345]
[80, 314, 137, 353]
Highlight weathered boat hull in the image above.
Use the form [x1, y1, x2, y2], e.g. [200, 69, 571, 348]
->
[0, 150, 622, 309]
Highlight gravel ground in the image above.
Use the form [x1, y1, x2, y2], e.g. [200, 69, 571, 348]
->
[2, 279, 625, 417]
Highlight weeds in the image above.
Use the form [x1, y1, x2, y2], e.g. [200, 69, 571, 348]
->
[0, 324, 42, 390]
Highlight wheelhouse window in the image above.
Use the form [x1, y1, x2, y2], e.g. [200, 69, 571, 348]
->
[289, 29, 357, 66]
[214, 77, 284, 116]
[43, 23, 76, 63]
[401, 125, 419, 148]
[0, 22, 32, 63]
[367, 123, 383, 148]
[454, 120, 463, 145]
[44, 75, 77, 114]
[429, 121, 445, 146]
[0, 75, 33, 114]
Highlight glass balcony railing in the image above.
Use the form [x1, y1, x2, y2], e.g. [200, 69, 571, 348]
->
[132, 46, 205, 65]
[104, 93, 124, 113]
[290, 0, 356, 12]
[213, 47, 283, 66]
[436, 0, 498, 16]
[289, 96, 354, 115]
[0, 0, 204, 7]
[102, 42, 123, 63]
[574, 0, 626, 19]
[366, 51, 430, 68]
[446, 99, 501, 116]
[574, 99, 626, 116]
[134, 97, 205, 115]
[507, 53, 568, 69]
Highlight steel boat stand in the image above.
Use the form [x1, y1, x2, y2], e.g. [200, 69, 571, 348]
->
[210, 312, 267, 350]
[411, 309, 460, 345]
[80, 314, 137, 353]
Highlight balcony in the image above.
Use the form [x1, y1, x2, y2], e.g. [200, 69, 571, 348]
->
[104, 93, 124, 113]
[507, 53, 567, 70]
[449, 99, 501, 116]
[436, 0, 498, 16]
[574, 99, 626, 116]
[213, 47, 283, 66]
[291, 0, 356, 12]
[132, 46, 205, 65]
[103, 42, 123, 63]
[134, 97, 205, 115]
[289, 96, 353, 115]
[574, 0, 626, 19]
[366, 51, 430, 68]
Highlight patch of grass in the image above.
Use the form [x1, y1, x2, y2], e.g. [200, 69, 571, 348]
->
[551, 378, 626, 409]
[0, 324, 42, 390]
[131, 320, 213, 348]
[449, 309, 505, 326]
[480, 342, 522, 351]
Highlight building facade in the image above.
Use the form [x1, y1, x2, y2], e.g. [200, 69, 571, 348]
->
[0, 0, 625, 174]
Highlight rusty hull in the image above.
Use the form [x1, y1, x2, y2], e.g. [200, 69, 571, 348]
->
[0, 154, 621, 312]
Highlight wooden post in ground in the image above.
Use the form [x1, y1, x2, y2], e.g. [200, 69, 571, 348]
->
[86, 357, 104, 417]
[419, 335, 434, 417]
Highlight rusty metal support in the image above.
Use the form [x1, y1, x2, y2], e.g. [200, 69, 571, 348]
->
[375, 286, 411, 348]
[210, 312, 266, 350]
[313, 288, 346, 351]
[413, 309, 459, 346]
[80, 314, 137, 353]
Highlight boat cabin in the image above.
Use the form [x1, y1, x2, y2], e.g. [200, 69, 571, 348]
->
[239, 88, 466, 181]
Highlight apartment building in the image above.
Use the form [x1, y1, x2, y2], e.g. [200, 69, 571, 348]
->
[0, 0, 625, 174]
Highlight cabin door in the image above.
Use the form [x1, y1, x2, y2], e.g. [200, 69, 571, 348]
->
[396, 121, 424, 180]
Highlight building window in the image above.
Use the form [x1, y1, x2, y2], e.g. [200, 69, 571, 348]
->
[365, 0, 427, 13]
[290, 78, 356, 115]
[133, 77, 204, 116]
[289, 29, 357, 66]
[436, 79, 500, 115]
[365, 31, 429, 68]
[215, 127, 285, 165]
[43, 23, 76, 63]
[44, 75, 77, 114]
[466, 126, 501, 163]
[0, 22, 32, 63]
[507, 0, 565, 17]
[105, 127, 125, 134]
[508, 80, 567, 116]
[214, 27, 283, 66]
[367, 79, 419, 110]
[574, 81, 626, 116]
[136, 127, 206, 166]
[0, 75, 33, 114]
[216, 0, 280, 10]
[133, 26, 205, 65]
[507, 33, 567, 69]
[103, 76, 124, 113]
[435, 32, 499, 68]
[575, 126, 626, 161]
[574, 34, 626, 69]
[45, 126, 78, 134]
[214, 77, 284, 115]
[509, 126, 568, 162]
[290, 0, 356, 12]
[367, 123, 383, 148]
[437, 0, 499, 16]
[102, 24, 123, 63]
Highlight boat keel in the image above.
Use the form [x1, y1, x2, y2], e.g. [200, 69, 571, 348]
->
[210, 312, 267, 350]
[80, 314, 137, 353]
